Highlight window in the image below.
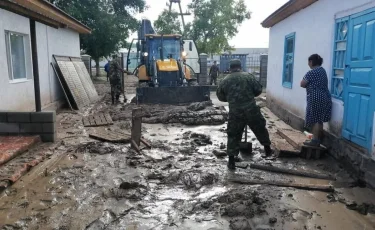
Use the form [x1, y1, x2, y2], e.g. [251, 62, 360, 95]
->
[282, 32, 295, 88]
[5, 31, 31, 82]
[331, 17, 348, 100]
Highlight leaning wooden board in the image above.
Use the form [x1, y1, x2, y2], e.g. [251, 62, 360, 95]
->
[71, 58, 99, 103]
[53, 55, 99, 110]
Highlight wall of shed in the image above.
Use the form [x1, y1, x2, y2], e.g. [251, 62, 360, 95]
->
[36, 22, 80, 110]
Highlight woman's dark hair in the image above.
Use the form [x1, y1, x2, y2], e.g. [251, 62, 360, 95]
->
[308, 54, 323, 66]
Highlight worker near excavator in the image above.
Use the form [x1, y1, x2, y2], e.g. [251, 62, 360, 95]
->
[209, 61, 219, 85]
[216, 59, 273, 170]
[109, 53, 124, 104]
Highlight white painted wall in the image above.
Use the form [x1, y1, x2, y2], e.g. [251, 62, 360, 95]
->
[36, 23, 80, 109]
[267, 0, 374, 136]
[0, 9, 81, 112]
[0, 9, 35, 112]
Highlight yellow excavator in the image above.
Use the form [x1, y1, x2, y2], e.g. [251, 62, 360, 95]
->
[126, 19, 210, 104]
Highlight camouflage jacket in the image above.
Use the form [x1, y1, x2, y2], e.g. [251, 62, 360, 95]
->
[216, 71, 262, 110]
[109, 60, 122, 84]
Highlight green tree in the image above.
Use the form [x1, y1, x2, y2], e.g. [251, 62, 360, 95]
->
[48, 0, 145, 76]
[187, 0, 251, 54]
[154, 10, 182, 34]
[154, 0, 250, 55]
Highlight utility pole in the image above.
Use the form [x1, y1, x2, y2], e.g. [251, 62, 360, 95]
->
[168, 0, 191, 33]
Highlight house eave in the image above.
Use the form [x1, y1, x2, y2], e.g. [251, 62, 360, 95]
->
[261, 0, 318, 28]
[1, 0, 91, 34]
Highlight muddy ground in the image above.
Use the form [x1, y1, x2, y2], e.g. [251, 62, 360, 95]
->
[0, 76, 375, 230]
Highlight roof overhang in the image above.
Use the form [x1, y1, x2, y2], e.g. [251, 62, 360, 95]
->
[261, 0, 318, 28]
[0, 0, 91, 34]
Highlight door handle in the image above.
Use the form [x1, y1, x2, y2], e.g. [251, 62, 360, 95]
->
[345, 65, 350, 68]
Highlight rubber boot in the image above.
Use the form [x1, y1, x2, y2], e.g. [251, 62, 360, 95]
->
[116, 94, 120, 102]
[262, 145, 273, 158]
[111, 93, 115, 105]
[227, 156, 236, 170]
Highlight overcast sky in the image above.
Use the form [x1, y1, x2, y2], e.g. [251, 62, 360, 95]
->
[130, 0, 289, 48]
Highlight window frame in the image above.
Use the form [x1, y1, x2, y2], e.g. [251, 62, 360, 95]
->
[5, 31, 31, 83]
[331, 17, 349, 100]
[282, 32, 296, 89]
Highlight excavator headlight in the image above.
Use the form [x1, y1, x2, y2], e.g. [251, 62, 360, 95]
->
[182, 51, 187, 57]
[143, 52, 148, 57]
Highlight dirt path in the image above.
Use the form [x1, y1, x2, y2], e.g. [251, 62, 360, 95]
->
[0, 76, 375, 230]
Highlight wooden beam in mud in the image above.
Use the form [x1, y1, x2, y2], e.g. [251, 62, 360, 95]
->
[131, 108, 143, 152]
[228, 178, 334, 192]
[140, 138, 151, 149]
[250, 163, 336, 181]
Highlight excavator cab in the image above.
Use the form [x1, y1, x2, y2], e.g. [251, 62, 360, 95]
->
[126, 19, 210, 105]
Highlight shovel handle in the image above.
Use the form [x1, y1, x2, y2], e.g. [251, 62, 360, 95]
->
[244, 126, 247, 142]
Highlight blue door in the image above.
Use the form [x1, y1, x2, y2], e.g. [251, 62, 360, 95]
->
[343, 12, 375, 151]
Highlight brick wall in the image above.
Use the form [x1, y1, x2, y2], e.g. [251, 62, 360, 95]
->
[0, 112, 56, 142]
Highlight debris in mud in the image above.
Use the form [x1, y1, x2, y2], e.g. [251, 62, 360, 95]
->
[346, 202, 375, 215]
[269, 217, 277, 224]
[187, 101, 213, 111]
[213, 149, 227, 158]
[112, 103, 228, 126]
[196, 189, 268, 222]
[326, 193, 337, 203]
[183, 131, 212, 146]
[75, 142, 118, 155]
[162, 170, 218, 190]
[229, 218, 253, 230]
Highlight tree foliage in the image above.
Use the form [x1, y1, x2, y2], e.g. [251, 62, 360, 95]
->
[154, 0, 250, 55]
[154, 10, 182, 35]
[48, 0, 145, 72]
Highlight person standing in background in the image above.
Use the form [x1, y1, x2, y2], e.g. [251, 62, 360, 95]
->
[209, 61, 220, 85]
[104, 60, 110, 82]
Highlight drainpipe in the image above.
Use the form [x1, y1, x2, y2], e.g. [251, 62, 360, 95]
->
[30, 20, 41, 112]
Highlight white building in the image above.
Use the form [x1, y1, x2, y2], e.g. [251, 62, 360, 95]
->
[263, 0, 375, 186]
[0, 0, 90, 112]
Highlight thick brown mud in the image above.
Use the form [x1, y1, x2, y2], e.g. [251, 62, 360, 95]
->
[0, 76, 375, 230]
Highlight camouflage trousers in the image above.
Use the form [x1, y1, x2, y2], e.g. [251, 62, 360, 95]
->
[227, 106, 271, 156]
[110, 83, 122, 98]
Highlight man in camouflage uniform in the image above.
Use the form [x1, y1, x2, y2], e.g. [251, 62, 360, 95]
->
[216, 59, 273, 170]
[209, 61, 219, 85]
[109, 53, 123, 104]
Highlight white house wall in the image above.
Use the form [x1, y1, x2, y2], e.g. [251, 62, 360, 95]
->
[0, 9, 35, 112]
[36, 23, 80, 109]
[267, 0, 373, 136]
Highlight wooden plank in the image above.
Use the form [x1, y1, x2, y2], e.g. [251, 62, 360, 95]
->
[140, 138, 151, 149]
[89, 130, 131, 143]
[228, 178, 334, 192]
[94, 115, 104, 126]
[104, 113, 113, 125]
[250, 163, 336, 181]
[82, 117, 90, 127]
[88, 116, 95, 126]
[131, 108, 143, 151]
[83, 113, 114, 127]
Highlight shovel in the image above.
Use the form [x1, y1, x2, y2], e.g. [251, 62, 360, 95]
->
[239, 126, 252, 153]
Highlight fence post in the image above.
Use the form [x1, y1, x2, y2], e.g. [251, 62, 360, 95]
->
[199, 53, 208, 85]
[259, 55, 268, 88]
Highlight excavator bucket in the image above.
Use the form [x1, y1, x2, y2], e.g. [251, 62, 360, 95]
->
[136, 86, 211, 105]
